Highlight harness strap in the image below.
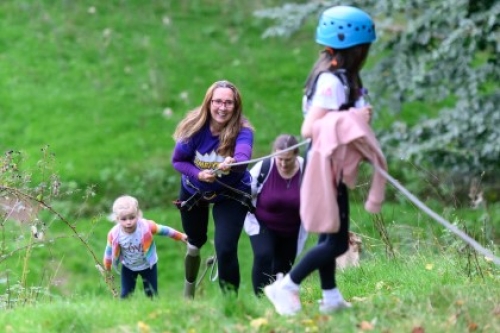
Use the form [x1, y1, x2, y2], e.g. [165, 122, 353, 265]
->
[214, 178, 255, 213]
[173, 177, 254, 213]
[173, 191, 202, 211]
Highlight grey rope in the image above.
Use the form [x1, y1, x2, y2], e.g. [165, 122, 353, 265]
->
[196, 139, 311, 285]
[196, 255, 218, 287]
[231, 137, 500, 265]
[373, 164, 500, 265]
[212, 138, 311, 175]
[206, 134, 499, 280]
[209, 255, 218, 281]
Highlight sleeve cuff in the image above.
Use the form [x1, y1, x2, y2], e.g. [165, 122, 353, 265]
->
[364, 200, 381, 213]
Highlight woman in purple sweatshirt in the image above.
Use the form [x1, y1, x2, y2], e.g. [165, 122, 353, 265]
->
[171, 80, 254, 298]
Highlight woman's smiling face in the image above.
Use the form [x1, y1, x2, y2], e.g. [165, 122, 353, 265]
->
[209, 87, 235, 128]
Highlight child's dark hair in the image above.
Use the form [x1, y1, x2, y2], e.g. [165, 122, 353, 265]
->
[304, 43, 371, 102]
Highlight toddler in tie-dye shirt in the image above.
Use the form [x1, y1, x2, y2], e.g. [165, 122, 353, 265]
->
[103, 195, 186, 298]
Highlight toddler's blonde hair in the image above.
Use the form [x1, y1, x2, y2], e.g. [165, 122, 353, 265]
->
[112, 195, 142, 220]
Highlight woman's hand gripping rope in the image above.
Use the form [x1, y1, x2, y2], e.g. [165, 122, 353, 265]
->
[197, 157, 235, 182]
[211, 138, 311, 177]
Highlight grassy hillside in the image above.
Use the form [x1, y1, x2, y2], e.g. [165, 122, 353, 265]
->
[0, 1, 499, 332]
[1, 0, 318, 211]
[1, 199, 499, 332]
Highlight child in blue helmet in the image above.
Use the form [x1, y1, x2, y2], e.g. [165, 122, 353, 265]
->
[301, 5, 375, 129]
[264, 5, 377, 316]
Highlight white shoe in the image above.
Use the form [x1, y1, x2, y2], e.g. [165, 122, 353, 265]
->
[318, 299, 352, 313]
[264, 279, 301, 316]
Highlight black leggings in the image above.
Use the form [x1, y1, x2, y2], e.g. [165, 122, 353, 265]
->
[249, 225, 298, 295]
[289, 182, 349, 290]
[179, 185, 249, 292]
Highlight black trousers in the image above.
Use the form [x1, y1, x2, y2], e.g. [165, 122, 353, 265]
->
[178, 185, 249, 292]
[249, 224, 298, 295]
[120, 263, 158, 298]
[289, 182, 349, 290]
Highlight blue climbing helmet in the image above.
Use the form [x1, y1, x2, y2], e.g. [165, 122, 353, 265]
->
[316, 6, 376, 49]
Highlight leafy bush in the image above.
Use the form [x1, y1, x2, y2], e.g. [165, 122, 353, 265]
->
[0, 149, 116, 308]
[255, 0, 500, 197]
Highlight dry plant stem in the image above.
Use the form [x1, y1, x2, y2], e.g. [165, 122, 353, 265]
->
[463, 227, 484, 279]
[3, 186, 118, 297]
[6, 270, 11, 309]
[45, 258, 64, 303]
[481, 203, 493, 246]
[373, 213, 395, 259]
[20, 236, 33, 303]
[468, 247, 484, 279]
[469, 175, 494, 245]
[0, 235, 70, 264]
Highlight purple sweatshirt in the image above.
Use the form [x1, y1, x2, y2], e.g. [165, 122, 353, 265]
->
[254, 164, 301, 235]
[171, 123, 253, 200]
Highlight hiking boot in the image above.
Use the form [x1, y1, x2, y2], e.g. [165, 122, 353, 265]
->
[263, 279, 301, 316]
[318, 299, 352, 313]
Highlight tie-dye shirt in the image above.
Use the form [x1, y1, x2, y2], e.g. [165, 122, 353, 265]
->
[118, 228, 150, 271]
[171, 122, 253, 199]
[103, 218, 184, 272]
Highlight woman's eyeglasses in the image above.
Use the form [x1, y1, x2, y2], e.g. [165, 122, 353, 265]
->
[211, 99, 235, 108]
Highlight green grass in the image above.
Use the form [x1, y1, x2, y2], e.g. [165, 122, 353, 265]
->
[0, 0, 311, 180]
[0, 0, 499, 332]
[1, 0, 319, 212]
[1, 198, 499, 331]
[1, 253, 498, 332]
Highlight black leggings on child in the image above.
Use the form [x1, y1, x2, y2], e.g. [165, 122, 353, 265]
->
[289, 182, 349, 290]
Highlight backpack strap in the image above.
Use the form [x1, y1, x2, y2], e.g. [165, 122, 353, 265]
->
[305, 69, 353, 111]
[333, 69, 353, 111]
[256, 158, 272, 188]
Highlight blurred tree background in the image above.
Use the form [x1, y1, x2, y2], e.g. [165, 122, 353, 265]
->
[255, 0, 500, 201]
[1, 0, 498, 212]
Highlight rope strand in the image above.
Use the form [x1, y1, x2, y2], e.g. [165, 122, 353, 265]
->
[212, 138, 310, 176]
[226, 137, 500, 265]
[373, 164, 500, 265]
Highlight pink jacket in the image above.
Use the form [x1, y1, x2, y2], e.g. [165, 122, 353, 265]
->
[300, 111, 387, 233]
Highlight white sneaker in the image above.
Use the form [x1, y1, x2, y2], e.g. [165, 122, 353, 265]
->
[264, 279, 301, 316]
[318, 299, 352, 313]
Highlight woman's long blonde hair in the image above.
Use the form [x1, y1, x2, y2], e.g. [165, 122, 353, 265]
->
[173, 80, 254, 156]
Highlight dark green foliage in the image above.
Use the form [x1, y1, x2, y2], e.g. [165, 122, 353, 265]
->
[256, 0, 500, 197]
